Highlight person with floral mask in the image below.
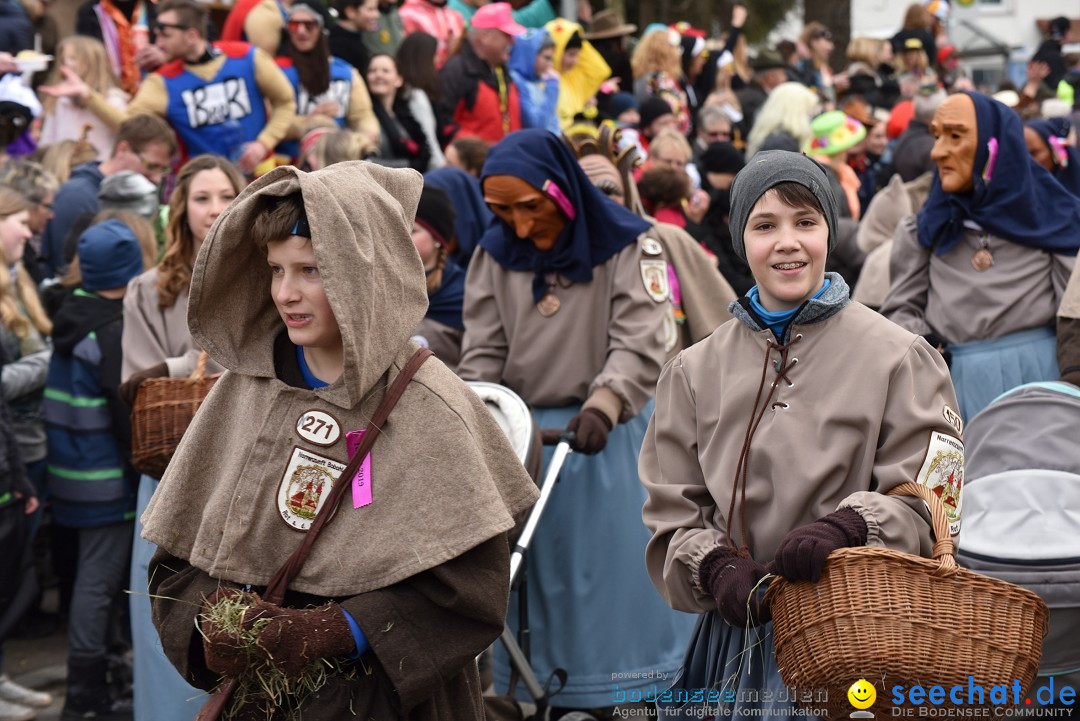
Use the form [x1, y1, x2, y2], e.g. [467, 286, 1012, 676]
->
[458, 129, 696, 718]
[882, 91, 1080, 421]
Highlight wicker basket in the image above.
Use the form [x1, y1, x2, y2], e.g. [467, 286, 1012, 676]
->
[130, 352, 220, 479]
[763, 482, 1049, 720]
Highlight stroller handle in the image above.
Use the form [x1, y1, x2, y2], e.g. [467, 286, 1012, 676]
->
[540, 429, 576, 446]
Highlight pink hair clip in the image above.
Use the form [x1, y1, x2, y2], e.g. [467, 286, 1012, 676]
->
[982, 137, 998, 183]
[543, 179, 577, 221]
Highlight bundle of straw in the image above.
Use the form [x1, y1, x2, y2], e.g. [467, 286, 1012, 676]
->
[199, 593, 361, 720]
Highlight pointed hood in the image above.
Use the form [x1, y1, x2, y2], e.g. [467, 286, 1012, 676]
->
[188, 161, 429, 409]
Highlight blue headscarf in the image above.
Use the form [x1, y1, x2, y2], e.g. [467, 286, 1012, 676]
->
[916, 91, 1080, 256]
[427, 256, 466, 330]
[480, 129, 651, 302]
[1026, 117, 1080, 200]
[424, 166, 494, 267]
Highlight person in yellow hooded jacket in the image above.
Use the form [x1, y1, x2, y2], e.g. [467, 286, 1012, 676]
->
[545, 18, 610, 128]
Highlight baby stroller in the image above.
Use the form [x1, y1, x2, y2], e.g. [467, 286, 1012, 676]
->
[466, 382, 597, 721]
[957, 381, 1080, 694]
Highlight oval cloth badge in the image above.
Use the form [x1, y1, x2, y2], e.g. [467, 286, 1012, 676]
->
[295, 409, 341, 446]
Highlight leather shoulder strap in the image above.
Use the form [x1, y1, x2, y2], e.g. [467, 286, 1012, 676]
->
[264, 347, 433, 603]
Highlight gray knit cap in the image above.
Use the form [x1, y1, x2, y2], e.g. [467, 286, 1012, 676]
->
[728, 150, 838, 261]
[98, 170, 160, 219]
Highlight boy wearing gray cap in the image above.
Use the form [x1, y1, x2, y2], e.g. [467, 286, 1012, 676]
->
[640, 151, 963, 716]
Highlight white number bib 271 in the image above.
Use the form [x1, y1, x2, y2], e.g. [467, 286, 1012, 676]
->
[295, 410, 341, 446]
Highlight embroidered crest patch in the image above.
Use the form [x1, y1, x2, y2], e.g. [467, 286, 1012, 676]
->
[277, 446, 346, 531]
[295, 409, 342, 447]
[640, 237, 663, 256]
[640, 259, 669, 303]
[916, 431, 964, 535]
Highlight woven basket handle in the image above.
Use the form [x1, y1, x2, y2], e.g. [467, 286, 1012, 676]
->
[885, 482, 957, 577]
[188, 351, 209, 384]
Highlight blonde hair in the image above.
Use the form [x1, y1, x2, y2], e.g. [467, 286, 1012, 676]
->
[745, 81, 819, 159]
[42, 37, 127, 116]
[631, 30, 682, 82]
[648, 128, 692, 164]
[0, 188, 51, 338]
[897, 47, 930, 75]
[158, 155, 246, 308]
[60, 210, 158, 289]
[298, 129, 373, 171]
[847, 37, 883, 67]
[39, 137, 100, 184]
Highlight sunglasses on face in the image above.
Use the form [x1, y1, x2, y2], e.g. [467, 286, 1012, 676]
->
[812, 30, 832, 41]
[288, 19, 320, 32]
[154, 21, 189, 34]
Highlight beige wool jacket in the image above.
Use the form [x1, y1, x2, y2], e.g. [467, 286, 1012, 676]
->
[640, 295, 963, 614]
[141, 162, 538, 719]
[882, 215, 1076, 344]
[851, 171, 933, 309]
[457, 238, 669, 426]
[120, 269, 223, 381]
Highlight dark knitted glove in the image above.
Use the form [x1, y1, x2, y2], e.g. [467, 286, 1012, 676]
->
[119, 362, 169, 407]
[773, 508, 869, 583]
[566, 408, 613, 455]
[242, 600, 356, 678]
[199, 587, 262, 676]
[698, 546, 771, 628]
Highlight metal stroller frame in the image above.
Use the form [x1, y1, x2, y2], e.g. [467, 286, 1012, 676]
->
[466, 382, 593, 721]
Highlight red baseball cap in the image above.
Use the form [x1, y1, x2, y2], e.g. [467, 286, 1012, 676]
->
[472, 2, 526, 36]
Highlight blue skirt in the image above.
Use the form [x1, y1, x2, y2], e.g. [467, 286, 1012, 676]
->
[656, 613, 800, 719]
[130, 474, 203, 721]
[949, 326, 1059, 422]
[493, 400, 697, 709]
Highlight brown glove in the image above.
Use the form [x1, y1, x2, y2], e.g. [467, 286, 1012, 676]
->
[772, 508, 868, 582]
[698, 546, 771, 628]
[566, 408, 613, 455]
[119, 362, 169, 407]
[242, 600, 356, 678]
[199, 587, 263, 676]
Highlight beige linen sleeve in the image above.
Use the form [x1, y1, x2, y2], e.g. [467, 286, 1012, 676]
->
[838, 337, 961, 556]
[584, 244, 667, 425]
[640, 354, 725, 614]
[243, 2, 284, 56]
[457, 249, 509, 383]
[85, 74, 168, 130]
[253, 49, 298, 150]
[120, 278, 201, 380]
[880, 214, 935, 337]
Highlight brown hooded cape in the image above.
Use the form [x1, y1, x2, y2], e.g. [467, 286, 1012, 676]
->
[141, 161, 538, 719]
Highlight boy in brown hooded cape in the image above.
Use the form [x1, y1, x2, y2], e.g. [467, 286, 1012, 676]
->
[139, 160, 539, 720]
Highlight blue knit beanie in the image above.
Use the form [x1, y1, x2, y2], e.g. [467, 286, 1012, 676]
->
[78, 219, 144, 292]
